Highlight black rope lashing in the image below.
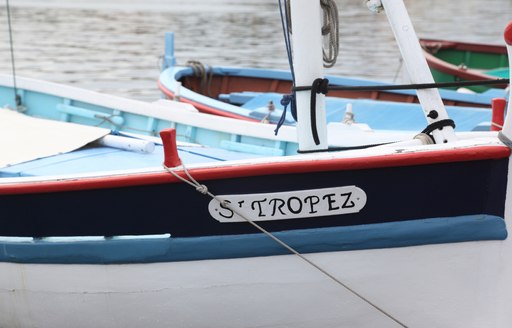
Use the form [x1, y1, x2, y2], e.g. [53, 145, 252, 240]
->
[420, 119, 456, 143]
[297, 119, 456, 154]
[293, 78, 510, 93]
[310, 78, 329, 145]
[421, 119, 456, 135]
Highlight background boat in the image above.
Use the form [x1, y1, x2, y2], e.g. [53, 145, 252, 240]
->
[0, 74, 437, 155]
[1, 0, 510, 101]
[158, 63, 497, 131]
[420, 38, 509, 92]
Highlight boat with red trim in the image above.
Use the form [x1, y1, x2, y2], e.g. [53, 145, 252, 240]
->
[420, 38, 509, 92]
[2, 1, 512, 328]
[158, 63, 503, 127]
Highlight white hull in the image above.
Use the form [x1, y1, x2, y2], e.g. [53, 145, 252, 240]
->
[0, 135, 509, 327]
[1, 1, 511, 326]
[2, 228, 511, 328]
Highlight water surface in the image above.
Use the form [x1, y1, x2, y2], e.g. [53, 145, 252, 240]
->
[1, 0, 511, 100]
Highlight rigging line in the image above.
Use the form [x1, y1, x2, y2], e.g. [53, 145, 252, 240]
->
[392, 58, 403, 83]
[163, 162, 409, 328]
[278, 0, 296, 84]
[5, 0, 21, 107]
[293, 78, 510, 92]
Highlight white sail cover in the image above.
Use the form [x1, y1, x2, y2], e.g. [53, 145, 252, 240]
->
[0, 109, 110, 168]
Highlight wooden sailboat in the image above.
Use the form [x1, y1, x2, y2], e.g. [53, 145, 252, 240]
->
[420, 38, 509, 92]
[1, 1, 512, 327]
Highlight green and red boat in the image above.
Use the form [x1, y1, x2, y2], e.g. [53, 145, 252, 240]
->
[420, 38, 509, 92]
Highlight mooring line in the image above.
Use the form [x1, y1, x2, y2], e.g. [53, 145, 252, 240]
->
[163, 163, 409, 328]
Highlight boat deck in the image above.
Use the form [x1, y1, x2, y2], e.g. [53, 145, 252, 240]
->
[228, 91, 494, 131]
[0, 143, 263, 178]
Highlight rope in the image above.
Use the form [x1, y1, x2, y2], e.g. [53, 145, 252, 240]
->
[392, 58, 404, 83]
[282, 0, 340, 68]
[186, 60, 213, 97]
[421, 119, 456, 141]
[5, 0, 21, 108]
[274, 94, 294, 135]
[293, 78, 510, 92]
[310, 78, 329, 145]
[492, 122, 504, 129]
[278, 0, 296, 83]
[276, 0, 298, 136]
[93, 114, 124, 129]
[275, 0, 340, 136]
[162, 161, 408, 327]
[320, 0, 339, 68]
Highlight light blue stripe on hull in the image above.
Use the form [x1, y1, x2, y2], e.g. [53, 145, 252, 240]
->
[0, 214, 506, 264]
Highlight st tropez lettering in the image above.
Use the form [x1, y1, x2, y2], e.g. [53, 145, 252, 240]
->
[208, 186, 366, 222]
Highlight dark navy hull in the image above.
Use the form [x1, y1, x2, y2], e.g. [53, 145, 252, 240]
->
[1, 156, 507, 238]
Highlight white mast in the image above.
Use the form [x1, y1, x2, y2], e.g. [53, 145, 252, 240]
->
[290, 0, 328, 151]
[373, 0, 457, 144]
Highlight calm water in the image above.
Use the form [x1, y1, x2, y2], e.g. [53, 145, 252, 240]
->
[1, 0, 511, 101]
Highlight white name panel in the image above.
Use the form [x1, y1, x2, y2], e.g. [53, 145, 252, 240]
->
[208, 185, 367, 222]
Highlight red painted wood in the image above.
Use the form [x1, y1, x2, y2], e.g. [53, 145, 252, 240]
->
[0, 145, 509, 195]
[491, 98, 506, 131]
[160, 128, 182, 168]
[157, 81, 259, 122]
[505, 21, 512, 46]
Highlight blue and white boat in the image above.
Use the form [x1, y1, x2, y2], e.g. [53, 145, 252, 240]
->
[158, 63, 505, 126]
[1, 1, 512, 328]
[158, 17, 506, 131]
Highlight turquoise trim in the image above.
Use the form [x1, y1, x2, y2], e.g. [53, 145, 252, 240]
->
[0, 84, 300, 157]
[0, 214, 506, 264]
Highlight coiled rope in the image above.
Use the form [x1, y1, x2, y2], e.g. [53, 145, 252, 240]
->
[320, 0, 340, 68]
[186, 60, 213, 97]
[275, 0, 338, 135]
[163, 162, 409, 328]
[281, 0, 340, 68]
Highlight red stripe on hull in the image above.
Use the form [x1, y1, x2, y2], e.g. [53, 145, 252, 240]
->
[1, 146, 509, 195]
[157, 81, 259, 122]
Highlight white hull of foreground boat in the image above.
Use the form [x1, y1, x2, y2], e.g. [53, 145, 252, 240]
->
[2, 1, 512, 327]
[1, 222, 512, 328]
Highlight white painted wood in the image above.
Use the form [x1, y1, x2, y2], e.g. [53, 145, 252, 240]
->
[1, 231, 512, 328]
[95, 134, 155, 154]
[208, 185, 366, 222]
[380, 0, 457, 144]
[290, 0, 328, 151]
